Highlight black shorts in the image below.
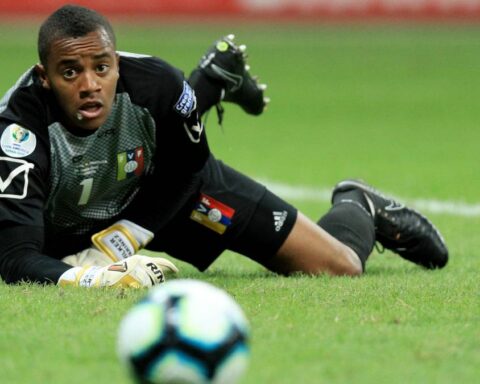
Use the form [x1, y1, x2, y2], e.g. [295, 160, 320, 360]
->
[147, 156, 298, 270]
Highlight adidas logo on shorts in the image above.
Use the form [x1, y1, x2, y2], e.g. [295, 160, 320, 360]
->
[273, 210, 288, 232]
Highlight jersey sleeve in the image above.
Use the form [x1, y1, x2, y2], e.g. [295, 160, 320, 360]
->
[0, 85, 70, 284]
[0, 86, 50, 226]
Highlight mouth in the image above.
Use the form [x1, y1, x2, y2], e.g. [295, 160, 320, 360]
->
[77, 101, 104, 120]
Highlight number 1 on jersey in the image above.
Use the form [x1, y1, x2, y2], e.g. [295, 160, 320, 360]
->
[78, 178, 93, 205]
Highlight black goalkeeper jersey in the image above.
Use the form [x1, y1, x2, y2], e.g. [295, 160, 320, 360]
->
[0, 53, 210, 283]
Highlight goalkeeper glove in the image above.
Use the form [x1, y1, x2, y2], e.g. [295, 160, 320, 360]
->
[91, 219, 154, 262]
[57, 255, 178, 288]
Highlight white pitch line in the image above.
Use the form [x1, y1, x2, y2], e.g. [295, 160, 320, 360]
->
[260, 179, 480, 218]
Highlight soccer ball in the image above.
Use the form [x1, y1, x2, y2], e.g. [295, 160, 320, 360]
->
[117, 279, 250, 384]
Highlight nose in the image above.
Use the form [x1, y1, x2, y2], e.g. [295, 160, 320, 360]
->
[79, 71, 101, 97]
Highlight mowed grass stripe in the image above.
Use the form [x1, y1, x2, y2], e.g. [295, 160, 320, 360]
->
[260, 179, 480, 217]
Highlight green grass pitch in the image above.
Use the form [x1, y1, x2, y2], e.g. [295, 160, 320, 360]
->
[0, 21, 479, 383]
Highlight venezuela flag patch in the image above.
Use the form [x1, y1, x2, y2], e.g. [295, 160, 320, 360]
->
[190, 193, 235, 234]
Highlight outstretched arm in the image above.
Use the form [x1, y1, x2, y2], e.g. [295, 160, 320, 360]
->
[0, 224, 178, 286]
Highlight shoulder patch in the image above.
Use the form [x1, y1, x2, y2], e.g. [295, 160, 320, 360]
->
[173, 81, 197, 117]
[1, 124, 37, 158]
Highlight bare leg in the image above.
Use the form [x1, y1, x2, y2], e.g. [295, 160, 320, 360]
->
[261, 212, 363, 277]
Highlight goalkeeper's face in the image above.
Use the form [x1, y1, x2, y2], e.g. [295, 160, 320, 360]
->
[36, 27, 119, 131]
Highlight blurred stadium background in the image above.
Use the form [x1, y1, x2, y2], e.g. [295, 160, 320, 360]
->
[2, 0, 480, 19]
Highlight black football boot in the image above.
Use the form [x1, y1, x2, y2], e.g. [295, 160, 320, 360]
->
[332, 179, 448, 269]
[197, 34, 269, 116]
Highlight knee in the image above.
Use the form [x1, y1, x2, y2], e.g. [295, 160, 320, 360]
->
[263, 243, 363, 277]
[299, 242, 363, 277]
[326, 244, 363, 277]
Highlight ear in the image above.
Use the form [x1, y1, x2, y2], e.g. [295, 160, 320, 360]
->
[35, 64, 51, 90]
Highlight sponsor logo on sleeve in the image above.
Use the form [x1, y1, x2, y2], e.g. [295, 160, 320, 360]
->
[117, 147, 144, 180]
[0, 124, 37, 158]
[273, 210, 288, 232]
[0, 156, 34, 199]
[173, 81, 197, 117]
[190, 193, 235, 234]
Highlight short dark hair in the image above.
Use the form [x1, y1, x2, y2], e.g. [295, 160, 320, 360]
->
[38, 4, 116, 66]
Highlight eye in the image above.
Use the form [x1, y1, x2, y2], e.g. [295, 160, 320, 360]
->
[96, 64, 110, 74]
[63, 68, 77, 79]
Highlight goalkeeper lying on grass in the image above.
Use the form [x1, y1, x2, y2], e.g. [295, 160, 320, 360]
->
[0, 5, 447, 288]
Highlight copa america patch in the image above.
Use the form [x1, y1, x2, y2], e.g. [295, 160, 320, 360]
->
[0, 124, 37, 158]
[174, 81, 196, 117]
[190, 194, 235, 235]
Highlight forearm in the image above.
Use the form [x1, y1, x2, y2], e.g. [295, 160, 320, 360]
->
[0, 225, 70, 284]
[0, 226, 177, 288]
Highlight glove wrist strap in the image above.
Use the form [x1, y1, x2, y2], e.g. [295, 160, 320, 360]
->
[91, 220, 154, 262]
